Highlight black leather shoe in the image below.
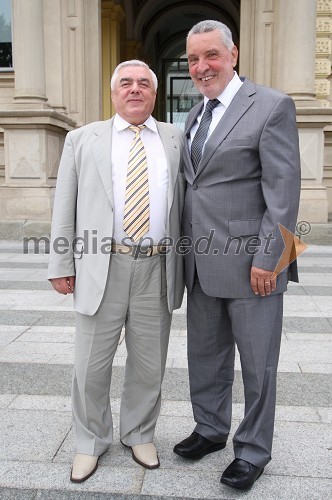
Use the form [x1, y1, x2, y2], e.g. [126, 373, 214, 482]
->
[173, 431, 227, 460]
[220, 458, 264, 490]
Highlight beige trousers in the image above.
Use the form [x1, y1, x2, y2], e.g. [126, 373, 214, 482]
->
[72, 253, 171, 456]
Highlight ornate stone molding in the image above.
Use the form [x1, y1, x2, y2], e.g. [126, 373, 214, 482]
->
[316, 0, 332, 103]
[101, 0, 126, 119]
[316, 59, 331, 75]
[0, 72, 15, 89]
[0, 109, 76, 128]
[317, 0, 332, 13]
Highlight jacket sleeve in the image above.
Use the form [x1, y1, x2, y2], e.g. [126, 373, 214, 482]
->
[252, 95, 301, 272]
[47, 132, 78, 279]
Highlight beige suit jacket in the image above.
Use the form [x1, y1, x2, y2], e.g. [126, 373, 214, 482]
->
[47, 117, 185, 315]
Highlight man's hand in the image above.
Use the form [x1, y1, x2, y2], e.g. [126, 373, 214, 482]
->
[50, 276, 75, 295]
[250, 266, 277, 297]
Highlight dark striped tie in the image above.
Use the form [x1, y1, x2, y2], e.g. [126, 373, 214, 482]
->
[191, 99, 220, 173]
[123, 125, 150, 242]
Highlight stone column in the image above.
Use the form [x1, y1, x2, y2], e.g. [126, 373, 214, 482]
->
[315, 0, 332, 219]
[0, 0, 76, 238]
[296, 108, 330, 223]
[12, 0, 48, 106]
[277, 0, 317, 106]
[292, 0, 331, 224]
[239, 0, 277, 87]
[43, 0, 65, 112]
[84, 0, 102, 124]
[102, 1, 125, 119]
[323, 124, 332, 219]
[278, 0, 329, 223]
[240, 0, 330, 223]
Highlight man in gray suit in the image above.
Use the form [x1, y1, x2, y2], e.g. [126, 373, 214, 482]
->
[48, 60, 185, 483]
[173, 20, 301, 490]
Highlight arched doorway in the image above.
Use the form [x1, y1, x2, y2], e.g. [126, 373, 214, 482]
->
[103, 0, 240, 123]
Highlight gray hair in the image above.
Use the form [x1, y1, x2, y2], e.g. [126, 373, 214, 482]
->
[110, 60, 158, 91]
[187, 20, 234, 51]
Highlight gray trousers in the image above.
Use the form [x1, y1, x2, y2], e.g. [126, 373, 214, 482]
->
[72, 253, 171, 456]
[187, 278, 283, 468]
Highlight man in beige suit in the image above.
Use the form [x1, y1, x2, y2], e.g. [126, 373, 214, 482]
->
[48, 60, 185, 483]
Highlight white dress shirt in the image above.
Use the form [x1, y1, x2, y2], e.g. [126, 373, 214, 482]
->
[111, 114, 168, 245]
[189, 72, 243, 150]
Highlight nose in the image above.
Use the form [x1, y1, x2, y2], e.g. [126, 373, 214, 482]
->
[130, 82, 140, 93]
[196, 58, 209, 74]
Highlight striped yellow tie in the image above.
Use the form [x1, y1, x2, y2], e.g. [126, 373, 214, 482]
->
[123, 125, 150, 242]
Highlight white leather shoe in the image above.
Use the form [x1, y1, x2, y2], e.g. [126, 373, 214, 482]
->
[70, 453, 99, 483]
[131, 442, 160, 469]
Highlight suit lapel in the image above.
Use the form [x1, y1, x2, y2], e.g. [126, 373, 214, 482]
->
[183, 137, 192, 179]
[91, 118, 180, 214]
[184, 102, 203, 180]
[185, 101, 204, 137]
[156, 120, 180, 216]
[91, 118, 114, 206]
[196, 79, 256, 176]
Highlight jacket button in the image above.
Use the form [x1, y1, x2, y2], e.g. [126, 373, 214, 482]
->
[192, 184, 198, 190]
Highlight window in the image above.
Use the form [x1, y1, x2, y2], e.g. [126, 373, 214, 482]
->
[163, 57, 202, 129]
[0, 0, 12, 70]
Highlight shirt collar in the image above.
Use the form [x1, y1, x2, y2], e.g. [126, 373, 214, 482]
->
[203, 72, 243, 110]
[114, 114, 157, 133]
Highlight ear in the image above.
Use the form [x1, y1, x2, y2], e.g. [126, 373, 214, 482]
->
[231, 46, 238, 67]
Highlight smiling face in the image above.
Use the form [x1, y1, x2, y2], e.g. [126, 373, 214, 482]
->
[187, 29, 238, 99]
[111, 65, 157, 125]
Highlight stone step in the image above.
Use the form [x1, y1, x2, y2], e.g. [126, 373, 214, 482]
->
[0, 244, 331, 499]
[0, 363, 331, 407]
[0, 489, 188, 500]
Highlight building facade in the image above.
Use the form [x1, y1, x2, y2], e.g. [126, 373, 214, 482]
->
[0, 0, 331, 237]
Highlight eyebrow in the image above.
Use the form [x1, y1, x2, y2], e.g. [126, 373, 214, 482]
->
[119, 77, 151, 85]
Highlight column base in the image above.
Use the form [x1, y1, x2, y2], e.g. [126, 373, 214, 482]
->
[0, 219, 51, 241]
[298, 185, 329, 223]
[0, 185, 53, 243]
[0, 186, 55, 226]
[299, 223, 332, 245]
[0, 110, 75, 241]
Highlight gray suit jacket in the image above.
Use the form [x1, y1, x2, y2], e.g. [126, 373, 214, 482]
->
[47, 118, 185, 315]
[182, 78, 301, 298]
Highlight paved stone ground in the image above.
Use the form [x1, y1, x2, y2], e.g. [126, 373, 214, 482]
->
[0, 240, 331, 499]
